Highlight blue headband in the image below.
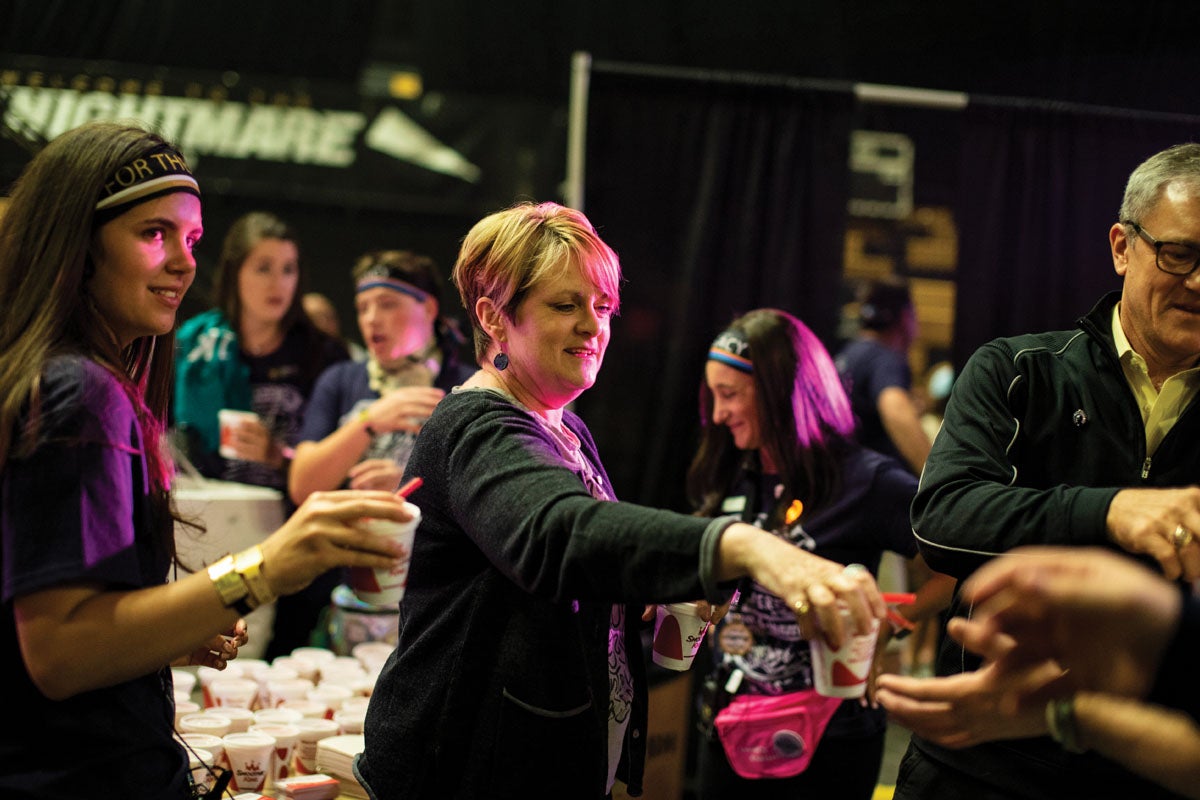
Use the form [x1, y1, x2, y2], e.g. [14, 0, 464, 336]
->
[708, 329, 752, 373]
[355, 265, 431, 303]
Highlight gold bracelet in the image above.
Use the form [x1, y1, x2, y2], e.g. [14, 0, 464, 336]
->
[357, 408, 377, 437]
[207, 554, 251, 613]
[234, 545, 275, 609]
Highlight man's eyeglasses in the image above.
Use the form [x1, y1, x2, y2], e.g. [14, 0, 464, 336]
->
[1123, 220, 1200, 276]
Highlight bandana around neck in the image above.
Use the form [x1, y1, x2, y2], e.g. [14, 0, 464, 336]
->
[366, 340, 442, 395]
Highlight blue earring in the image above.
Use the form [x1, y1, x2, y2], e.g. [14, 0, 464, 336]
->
[493, 352, 509, 371]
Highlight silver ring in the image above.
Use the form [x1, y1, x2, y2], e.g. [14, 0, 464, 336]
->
[1173, 524, 1194, 551]
[843, 563, 869, 577]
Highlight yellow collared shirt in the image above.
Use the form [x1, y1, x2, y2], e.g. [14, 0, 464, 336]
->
[1112, 304, 1200, 455]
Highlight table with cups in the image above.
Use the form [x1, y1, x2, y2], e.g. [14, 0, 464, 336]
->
[174, 641, 396, 798]
[171, 493, 418, 796]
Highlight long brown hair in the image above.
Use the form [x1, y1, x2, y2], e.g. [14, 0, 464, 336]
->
[687, 309, 856, 524]
[213, 210, 335, 384]
[0, 121, 187, 549]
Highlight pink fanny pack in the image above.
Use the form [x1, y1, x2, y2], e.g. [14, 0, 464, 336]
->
[713, 689, 842, 779]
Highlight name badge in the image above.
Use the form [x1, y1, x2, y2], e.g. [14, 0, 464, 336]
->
[721, 496, 747, 513]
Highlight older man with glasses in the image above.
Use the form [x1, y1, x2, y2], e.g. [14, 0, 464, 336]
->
[876, 143, 1200, 800]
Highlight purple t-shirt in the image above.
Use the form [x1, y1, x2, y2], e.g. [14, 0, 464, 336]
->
[0, 355, 187, 797]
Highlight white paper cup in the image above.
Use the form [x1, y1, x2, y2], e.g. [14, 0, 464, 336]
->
[187, 748, 216, 792]
[218, 409, 261, 459]
[809, 609, 881, 699]
[210, 677, 259, 709]
[180, 732, 227, 770]
[272, 655, 318, 682]
[339, 696, 371, 716]
[205, 706, 254, 733]
[650, 601, 710, 670]
[333, 706, 366, 734]
[351, 641, 394, 671]
[254, 707, 303, 726]
[347, 503, 420, 606]
[291, 646, 337, 666]
[306, 684, 353, 719]
[179, 712, 232, 738]
[292, 718, 341, 774]
[171, 667, 198, 699]
[294, 647, 340, 666]
[278, 699, 329, 719]
[249, 722, 300, 785]
[223, 731, 276, 792]
[268, 677, 315, 708]
[173, 699, 200, 728]
[198, 663, 243, 707]
[235, 658, 272, 680]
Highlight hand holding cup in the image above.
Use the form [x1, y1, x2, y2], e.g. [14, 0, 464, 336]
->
[257, 490, 414, 599]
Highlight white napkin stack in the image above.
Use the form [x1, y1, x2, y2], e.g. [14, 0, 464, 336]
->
[316, 734, 367, 799]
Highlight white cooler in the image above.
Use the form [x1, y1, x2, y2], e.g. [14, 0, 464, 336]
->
[174, 475, 286, 659]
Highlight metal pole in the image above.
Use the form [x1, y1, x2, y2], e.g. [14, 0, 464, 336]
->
[564, 51, 592, 211]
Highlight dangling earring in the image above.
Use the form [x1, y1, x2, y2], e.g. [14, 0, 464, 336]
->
[493, 351, 509, 371]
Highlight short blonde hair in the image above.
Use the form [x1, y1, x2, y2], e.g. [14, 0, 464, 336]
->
[453, 202, 622, 361]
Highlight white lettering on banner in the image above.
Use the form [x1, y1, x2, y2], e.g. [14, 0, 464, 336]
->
[182, 102, 248, 152]
[230, 104, 284, 159]
[281, 106, 325, 164]
[314, 111, 362, 167]
[6, 88, 54, 130]
[70, 91, 118, 127]
[3, 85, 454, 175]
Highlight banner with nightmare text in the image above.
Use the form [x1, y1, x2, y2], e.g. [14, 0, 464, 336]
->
[0, 55, 566, 214]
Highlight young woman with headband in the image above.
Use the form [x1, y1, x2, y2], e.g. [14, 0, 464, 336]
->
[0, 120, 410, 798]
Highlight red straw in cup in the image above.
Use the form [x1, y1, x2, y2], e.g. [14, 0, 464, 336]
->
[882, 592, 917, 632]
[396, 477, 423, 498]
[348, 477, 424, 606]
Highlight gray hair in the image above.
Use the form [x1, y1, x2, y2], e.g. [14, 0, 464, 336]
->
[1119, 143, 1200, 223]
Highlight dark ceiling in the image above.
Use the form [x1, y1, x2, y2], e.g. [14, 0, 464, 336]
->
[3, 0, 1199, 113]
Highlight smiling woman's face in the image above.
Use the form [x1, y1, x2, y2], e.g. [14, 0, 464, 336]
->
[705, 360, 761, 452]
[89, 192, 203, 348]
[499, 261, 615, 413]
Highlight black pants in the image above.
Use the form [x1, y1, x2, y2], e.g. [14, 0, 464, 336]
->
[696, 728, 884, 800]
[892, 741, 1018, 800]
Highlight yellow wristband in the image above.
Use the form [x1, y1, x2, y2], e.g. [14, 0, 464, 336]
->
[357, 408, 377, 437]
[234, 545, 275, 609]
[207, 554, 250, 611]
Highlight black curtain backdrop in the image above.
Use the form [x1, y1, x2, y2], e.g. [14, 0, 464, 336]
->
[953, 100, 1200, 369]
[577, 65, 853, 511]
